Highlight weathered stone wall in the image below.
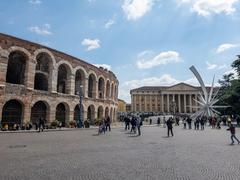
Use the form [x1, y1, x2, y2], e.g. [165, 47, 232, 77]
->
[0, 33, 118, 125]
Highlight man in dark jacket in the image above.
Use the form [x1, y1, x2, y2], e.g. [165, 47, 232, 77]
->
[227, 124, 240, 145]
[38, 117, 45, 132]
[106, 116, 111, 131]
[166, 118, 174, 137]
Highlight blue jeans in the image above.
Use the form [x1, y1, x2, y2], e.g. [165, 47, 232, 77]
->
[231, 134, 240, 144]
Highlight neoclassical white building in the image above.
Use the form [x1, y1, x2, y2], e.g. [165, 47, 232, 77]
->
[0, 33, 118, 127]
[130, 83, 211, 114]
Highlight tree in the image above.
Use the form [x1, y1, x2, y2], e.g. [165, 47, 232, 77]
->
[217, 55, 240, 115]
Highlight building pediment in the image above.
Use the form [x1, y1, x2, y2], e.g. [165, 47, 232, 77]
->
[166, 83, 199, 91]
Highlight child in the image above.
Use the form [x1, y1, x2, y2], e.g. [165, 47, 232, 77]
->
[227, 124, 240, 145]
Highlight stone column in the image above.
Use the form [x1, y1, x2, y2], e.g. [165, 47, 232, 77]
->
[144, 95, 147, 112]
[161, 94, 164, 113]
[69, 74, 75, 95]
[51, 69, 58, 93]
[167, 94, 169, 113]
[0, 49, 8, 86]
[139, 94, 142, 112]
[49, 106, 56, 122]
[184, 94, 186, 113]
[23, 103, 31, 124]
[0, 102, 3, 123]
[189, 94, 192, 113]
[25, 59, 35, 90]
[84, 78, 88, 98]
[69, 108, 74, 123]
[178, 94, 181, 113]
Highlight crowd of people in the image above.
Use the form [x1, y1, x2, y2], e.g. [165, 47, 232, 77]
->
[123, 114, 143, 136]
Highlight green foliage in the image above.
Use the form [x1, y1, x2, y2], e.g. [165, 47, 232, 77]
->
[218, 55, 240, 115]
[51, 120, 59, 128]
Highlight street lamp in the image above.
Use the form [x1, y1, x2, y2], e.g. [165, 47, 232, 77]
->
[78, 85, 84, 128]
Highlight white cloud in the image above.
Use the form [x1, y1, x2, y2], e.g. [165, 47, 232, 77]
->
[223, 69, 238, 79]
[81, 38, 100, 51]
[179, 0, 240, 17]
[94, 64, 111, 70]
[29, 0, 42, 5]
[28, 23, 52, 35]
[206, 61, 227, 70]
[119, 74, 202, 103]
[122, 0, 154, 21]
[104, 16, 116, 29]
[216, 43, 238, 53]
[137, 51, 181, 69]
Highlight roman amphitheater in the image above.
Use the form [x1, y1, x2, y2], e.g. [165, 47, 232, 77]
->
[0, 33, 118, 128]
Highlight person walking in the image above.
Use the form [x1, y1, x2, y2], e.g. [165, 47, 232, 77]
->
[157, 117, 160, 126]
[183, 117, 187, 129]
[187, 116, 192, 129]
[124, 116, 130, 130]
[38, 117, 45, 132]
[166, 118, 174, 137]
[106, 116, 111, 132]
[136, 115, 142, 136]
[200, 117, 205, 130]
[227, 124, 240, 145]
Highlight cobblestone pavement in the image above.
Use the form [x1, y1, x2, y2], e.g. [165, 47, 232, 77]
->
[0, 125, 240, 180]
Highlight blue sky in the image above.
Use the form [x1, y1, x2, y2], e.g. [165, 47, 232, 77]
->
[1, 0, 240, 103]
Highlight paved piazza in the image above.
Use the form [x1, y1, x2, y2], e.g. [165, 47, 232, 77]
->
[0, 126, 240, 180]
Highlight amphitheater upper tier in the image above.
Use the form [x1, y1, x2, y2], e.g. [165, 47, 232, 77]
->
[0, 33, 118, 128]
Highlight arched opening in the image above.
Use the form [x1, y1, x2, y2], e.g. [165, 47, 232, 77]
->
[34, 53, 52, 91]
[56, 103, 68, 127]
[98, 77, 105, 99]
[105, 107, 109, 118]
[87, 105, 95, 124]
[75, 69, 85, 95]
[57, 64, 70, 94]
[34, 74, 48, 91]
[31, 101, 48, 125]
[88, 74, 96, 98]
[111, 83, 114, 99]
[97, 106, 104, 120]
[6, 51, 27, 85]
[1, 100, 23, 129]
[74, 104, 84, 122]
[106, 81, 110, 99]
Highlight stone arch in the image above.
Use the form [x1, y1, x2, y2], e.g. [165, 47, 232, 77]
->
[33, 48, 56, 67]
[6, 50, 28, 85]
[98, 76, 105, 99]
[106, 80, 110, 99]
[30, 101, 50, 125]
[57, 63, 72, 94]
[56, 102, 70, 127]
[88, 73, 97, 98]
[75, 68, 86, 95]
[97, 106, 104, 120]
[1, 99, 24, 129]
[105, 106, 109, 118]
[74, 104, 85, 123]
[87, 105, 95, 124]
[34, 51, 55, 91]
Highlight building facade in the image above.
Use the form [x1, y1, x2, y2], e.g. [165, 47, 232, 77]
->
[118, 99, 126, 113]
[130, 83, 207, 114]
[0, 33, 118, 127]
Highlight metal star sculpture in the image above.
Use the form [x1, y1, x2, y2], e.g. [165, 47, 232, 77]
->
[189, 66, 228, 119]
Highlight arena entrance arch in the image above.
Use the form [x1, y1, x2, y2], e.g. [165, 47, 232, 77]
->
[31, 101, 49, 125]
[97, 106, 104, 120]
[87, 105, 95, 124]
[1, 100, 23, 129]
[56, 103, 69, 127]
